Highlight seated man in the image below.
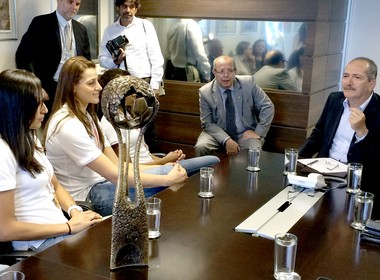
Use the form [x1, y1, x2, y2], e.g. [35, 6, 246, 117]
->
[195, 55, 275, 156]
[253, 50, 299, 91]
[299, 57, 380, 197]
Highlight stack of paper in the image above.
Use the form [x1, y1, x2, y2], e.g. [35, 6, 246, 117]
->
[298, 158, 347, 177]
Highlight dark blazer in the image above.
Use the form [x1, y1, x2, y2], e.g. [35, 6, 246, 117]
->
[299, 91, 380, 192]
[15, 12, 90, 95]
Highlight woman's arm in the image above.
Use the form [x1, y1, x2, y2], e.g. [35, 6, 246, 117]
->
[0, 189, 101, 242]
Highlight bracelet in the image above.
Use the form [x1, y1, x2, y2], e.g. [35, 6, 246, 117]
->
[66, 222, 71, 235]
[68, 205, 83, 217]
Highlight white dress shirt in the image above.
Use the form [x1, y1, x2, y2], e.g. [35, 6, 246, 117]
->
[99, 17, 164, 90]
[329, 94, 372, 162]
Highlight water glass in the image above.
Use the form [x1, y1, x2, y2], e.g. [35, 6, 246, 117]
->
[283, 148, 298, 175]
[146, 197, 162, 239]
[0, 271, 25, 280]
[351, 191, 374, 230]
[247, 147, 260, 172]
[274, 233, 301, 280]
[346, 163, 363, 194]
[198, 167, 214, 198]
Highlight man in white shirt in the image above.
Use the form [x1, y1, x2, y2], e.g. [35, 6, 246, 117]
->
[98, 0, 164, 94]
[165, 19, 211, 83]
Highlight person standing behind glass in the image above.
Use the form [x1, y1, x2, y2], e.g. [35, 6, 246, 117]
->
[165, 19, 211, 83]
[251, 39, 269, 72]
[15, 0, 91, 117]
[98, 0, 164, 96]
[0, 69, 102, 253]
[287, 47, 305, 92]
[234, 41, 256, 75]
[207, 39, 224, 80]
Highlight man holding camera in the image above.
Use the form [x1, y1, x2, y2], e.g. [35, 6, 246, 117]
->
[15, 0, 91, 116]
[99, 0, 164, 95]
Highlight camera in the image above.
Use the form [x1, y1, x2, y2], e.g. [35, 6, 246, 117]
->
[106, 35, 129, 58]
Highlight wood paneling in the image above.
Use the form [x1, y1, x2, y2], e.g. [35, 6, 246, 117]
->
[139, 0, 319, 21]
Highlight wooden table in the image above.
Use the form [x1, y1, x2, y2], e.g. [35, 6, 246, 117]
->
[4, 151, 380, 279]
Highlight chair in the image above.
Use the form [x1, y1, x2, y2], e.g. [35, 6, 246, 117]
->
[0, 201, 94, 266]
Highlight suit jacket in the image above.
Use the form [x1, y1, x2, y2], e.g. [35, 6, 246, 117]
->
[253, 65, 299, 91]
[16, 12, 90, 93]
[299, 91, 380, 191]
[199, 75, 275, 144]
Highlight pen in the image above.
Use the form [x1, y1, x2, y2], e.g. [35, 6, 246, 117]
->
[307, 159, 319, 166]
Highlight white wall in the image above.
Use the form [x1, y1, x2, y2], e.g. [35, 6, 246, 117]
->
[0, 0, 52, 70]
[343, 0, 380, 92]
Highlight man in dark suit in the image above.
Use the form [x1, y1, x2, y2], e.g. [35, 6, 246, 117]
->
[299, 57, 380, 195]
[15, 0, 91, 114]
[195, 55, 275, 156]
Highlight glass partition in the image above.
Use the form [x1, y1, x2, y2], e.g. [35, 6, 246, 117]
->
[148, 18, 307, 92]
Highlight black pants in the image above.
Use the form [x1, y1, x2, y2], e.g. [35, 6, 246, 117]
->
[165, 60, 187, 81]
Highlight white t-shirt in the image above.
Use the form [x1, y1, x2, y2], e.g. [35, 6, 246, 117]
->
[45, 105, 111, 200]
[0, 137, 67, 250]
[100, 116, 153, 164]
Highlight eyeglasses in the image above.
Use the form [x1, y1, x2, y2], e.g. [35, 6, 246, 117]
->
[214, 69, 236, 75]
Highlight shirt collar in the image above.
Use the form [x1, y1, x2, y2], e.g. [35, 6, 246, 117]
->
[343, 92, 373, 111]
[56, 11, 71, 28]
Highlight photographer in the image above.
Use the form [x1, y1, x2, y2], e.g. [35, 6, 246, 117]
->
[98, 0, 164, 96]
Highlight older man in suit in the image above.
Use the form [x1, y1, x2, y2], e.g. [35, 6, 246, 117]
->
[15, 0, 91, 115]
[195, 55, 275, 156]
[299, 57, 380, 196]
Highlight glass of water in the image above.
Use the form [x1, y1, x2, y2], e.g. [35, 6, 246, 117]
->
[283, 148, 298, 175]
[146, 197, 162, 239]
[198, 167, 214, 198]
[351, 191, 374, 230]
[274, 233, 301, 280]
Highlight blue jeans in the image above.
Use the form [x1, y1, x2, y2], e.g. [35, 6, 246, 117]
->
[87, 180, 116, 216]
[131, 155, 220, 198]
[88, 156, 220, 213]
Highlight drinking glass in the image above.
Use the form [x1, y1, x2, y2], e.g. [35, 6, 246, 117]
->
[274, 233, 301, 280]
[198, 167, 214, 198]
[146, 197, 162, 239]
[283, 148, 298, 175]
[346, 163, 363, 194]
[351, 191, 374, 230]
[0, 271, 25, 280]
[247, 147, 260, 172]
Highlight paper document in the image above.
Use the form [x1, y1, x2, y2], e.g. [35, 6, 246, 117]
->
[298, 158, 347, 176]
[235, 186, 324, 239]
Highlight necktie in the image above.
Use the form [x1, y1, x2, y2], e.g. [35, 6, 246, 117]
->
[224, 89, 238, 141]
[64, 23, 72, 51]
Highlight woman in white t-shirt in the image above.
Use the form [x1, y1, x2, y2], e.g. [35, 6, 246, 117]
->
[44, 57, 188, 216]
[0, 69, 102, 252]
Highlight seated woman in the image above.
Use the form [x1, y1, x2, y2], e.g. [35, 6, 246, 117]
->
[43, 56, 188, 216]
[0, 69, 102, 252]
[99, 69, 220, 176]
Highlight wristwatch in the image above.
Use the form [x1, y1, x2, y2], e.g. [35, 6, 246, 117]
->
[68, 204, 83, 217]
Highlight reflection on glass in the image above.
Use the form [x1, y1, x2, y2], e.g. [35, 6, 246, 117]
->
[148, 18, 306, 92]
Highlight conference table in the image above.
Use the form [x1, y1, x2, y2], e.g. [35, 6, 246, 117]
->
[3, 150, 380, 279]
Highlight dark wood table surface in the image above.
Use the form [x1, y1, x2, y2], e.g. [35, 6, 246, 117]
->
[4, 150, 380, 280]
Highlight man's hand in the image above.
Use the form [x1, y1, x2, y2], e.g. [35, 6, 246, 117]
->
[112, 48, 126, 65]
[349, 108, 368, 137]
[242, 130, 261, 141]
[225, 138, 240, 155]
